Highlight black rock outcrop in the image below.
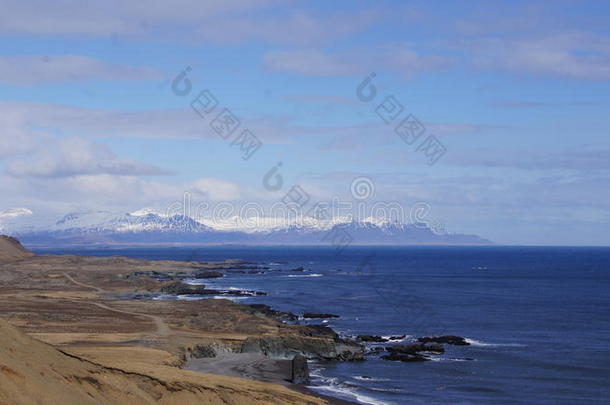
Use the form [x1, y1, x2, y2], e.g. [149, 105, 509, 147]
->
[417, 335, 470, 346]
[291, 354, 310, 384]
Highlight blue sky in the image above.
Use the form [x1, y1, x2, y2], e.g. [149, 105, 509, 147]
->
[0, 0, 609, 245]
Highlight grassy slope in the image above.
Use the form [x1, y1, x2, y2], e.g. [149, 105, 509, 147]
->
[0, 317, 324, 405]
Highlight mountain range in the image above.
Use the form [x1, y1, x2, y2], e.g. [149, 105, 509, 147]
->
[0, 209, 492, 246]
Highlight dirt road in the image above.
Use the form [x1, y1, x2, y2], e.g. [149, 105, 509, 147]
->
[62, 272, 170, 339]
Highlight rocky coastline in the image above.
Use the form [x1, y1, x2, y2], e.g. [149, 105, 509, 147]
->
[0, 240, 369, 404]
[0, 236, 480, 405]
[1, 237, 359, 404]
[130, 260, 477, 383]
[125, 264, 367, 365]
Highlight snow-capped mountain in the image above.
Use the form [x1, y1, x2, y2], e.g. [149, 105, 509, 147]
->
[0, 208, 37, 234]
[0, 209, 492, 246]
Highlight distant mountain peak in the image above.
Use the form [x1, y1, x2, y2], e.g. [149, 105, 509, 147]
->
[129, 208, 166, 217]
[4, 209, 492, 246]
[0, 207, 33, 219]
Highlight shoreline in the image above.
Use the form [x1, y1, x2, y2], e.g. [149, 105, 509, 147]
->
[179, 271, 388, 405]
[186, 353, 358, 405]
[2, 238, 486, 405]
[0, 237, 367, 404]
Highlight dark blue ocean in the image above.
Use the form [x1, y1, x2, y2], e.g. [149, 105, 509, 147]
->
[33, 246, 610, 405]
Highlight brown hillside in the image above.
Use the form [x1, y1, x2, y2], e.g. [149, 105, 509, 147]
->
[0, 235, 34, 262]
[0, 318, 324, 405]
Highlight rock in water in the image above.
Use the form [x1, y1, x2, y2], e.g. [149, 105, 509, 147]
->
[302, 325, 339, 340]
[381, 353, 429, 362]
[160, 281, 208, 295]
[291, 354, 310, 385]
[191, 270, 224, 278]
[417, 335, 470, 346]
[357, 335, 389, 343]
[366, 347, 386, 355]
[422, 343, 444, 353]
[302, 312, 340, 319]
[247, 304, 298, 322]
[386, 343, 444, 354]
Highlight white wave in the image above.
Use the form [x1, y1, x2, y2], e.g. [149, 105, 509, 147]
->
[465, 338, 525, 347]
[212, 295, 250, 301]
[184, 278, 207, 285]
[309, 369, 394, 405]
[169, 294, 250, 302]
[465, 338, 493, 347]
[381, 334, 411, 343]
[176, 294, 206, 301]
[369, 387, 405, 394]
[282, 273, 323, 278]
[220, 287, 264, 295]
[428, 357, 473, 362]
[353, 376, 390, 382]
[152, 295, 176, 301]
[309, 367, 325, 379]
[310, 384, 394, 405]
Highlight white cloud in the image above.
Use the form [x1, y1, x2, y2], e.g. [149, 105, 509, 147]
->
[6, 136, 173, 178]
[192, 178, 241, 201]
[450, 147, 610, 171]
[0, 101, 373, 143]
[281, 94, 360, 106]
[0, 0, 376, 47]
[0, 172, 180, 213]
[0, 0, 284, 37]
[264, 46, 451, 77]
[0, 55, 162, 86]
[0, 101, 209, 141]
[471, 32, 610, 81]
[0, 171, 250, 222]
[0, 113, 41, 157]
[197, 10, 379, 45]
[264, 49, 359, 76]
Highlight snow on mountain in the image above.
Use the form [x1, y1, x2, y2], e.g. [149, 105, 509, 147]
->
[4, 209, 492, 246]
[0, 208, 37, 234]
[129, 208, 168, 217]
[197, 215, 353, 234]
[0, 208, 33, 219]
[51, 210, 210, 233]
[54, 210, 125, 231]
